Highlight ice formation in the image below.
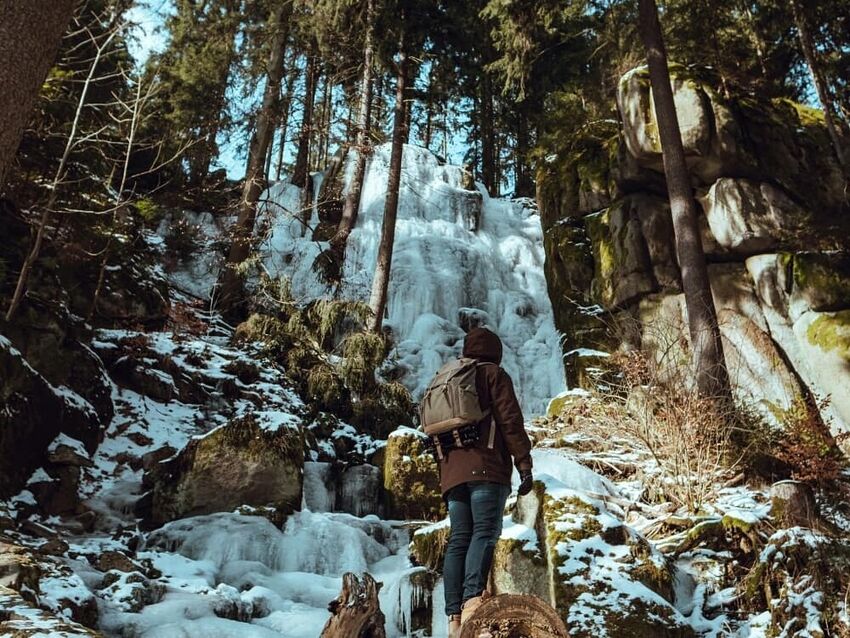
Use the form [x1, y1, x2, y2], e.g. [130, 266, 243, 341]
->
[260, 143, 565, 416]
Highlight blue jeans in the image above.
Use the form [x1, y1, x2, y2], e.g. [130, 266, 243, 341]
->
[443, 481, 511, 615]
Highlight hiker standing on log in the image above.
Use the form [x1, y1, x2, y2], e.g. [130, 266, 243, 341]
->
[420, 327, 534, 638]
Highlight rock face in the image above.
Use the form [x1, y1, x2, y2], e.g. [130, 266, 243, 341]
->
[0, 337, 101, 498]
[138, 413, 304, 528]
[539, 63, 850, 436]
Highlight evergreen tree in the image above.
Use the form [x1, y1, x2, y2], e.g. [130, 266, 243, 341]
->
[217, 1, 292, 319]
[150, 0, 243, 186]
[637, 0, 731, 401]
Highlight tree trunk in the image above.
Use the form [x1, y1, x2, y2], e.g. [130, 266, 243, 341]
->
[638, 0, 731, 401]
[327, 0, 375, 274]
[459, 594, 568, 638]
[275, 54, 300, 181]
[514, 110, 533, 197]
[367, 40, 409, 334]
[321, 77, 333, 169]
[0, 0, 75, 190]
[320, 572, 386, 638]
[216, 2, 290, 319]
[480, 74, 496, 196]
[291, 48, 319, 188]
[423, 65, 434, 150]
[790, 0, 847, 171]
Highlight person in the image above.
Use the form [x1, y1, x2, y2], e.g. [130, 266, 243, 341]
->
[439, 327, 534, 637]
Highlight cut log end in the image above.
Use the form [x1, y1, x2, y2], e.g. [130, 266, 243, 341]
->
[459, 594, 569, 638]
[770, 480, 819, 529]
[320, 572, 386, 638]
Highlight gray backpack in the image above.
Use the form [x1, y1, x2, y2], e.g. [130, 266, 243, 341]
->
[420, 357, 496, 458]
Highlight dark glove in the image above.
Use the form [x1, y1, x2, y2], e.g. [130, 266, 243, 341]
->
[517, 469, 533, 496]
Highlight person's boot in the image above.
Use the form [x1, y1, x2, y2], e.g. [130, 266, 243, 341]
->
[460, 590, 491, 625]
[448, 614, 462, 638]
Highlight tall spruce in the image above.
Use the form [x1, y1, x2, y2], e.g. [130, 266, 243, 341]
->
[291, 45, 320, 188]
[637, 0, 731, 401]
[217, 1, 292, 319]
[789, 0, 847, 171]
[154, 0, 242, 186]
[367, 26, 410, 333]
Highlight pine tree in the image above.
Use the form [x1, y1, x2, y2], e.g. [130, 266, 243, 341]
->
[367, 27, 410, 333]
[326, 0, 378, 279]
[789, 0, 847, 170]
[217, 1, 292, 319]
[637, 0, 731, 401]
[151, 0, 243, 186]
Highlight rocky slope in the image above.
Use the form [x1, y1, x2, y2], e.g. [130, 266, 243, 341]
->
[2, 66, 850, 637]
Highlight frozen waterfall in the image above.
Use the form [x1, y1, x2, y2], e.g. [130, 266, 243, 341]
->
[260, 144, 565, 416]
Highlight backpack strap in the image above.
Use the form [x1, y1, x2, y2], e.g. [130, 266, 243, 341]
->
[472, 360, 499, 449]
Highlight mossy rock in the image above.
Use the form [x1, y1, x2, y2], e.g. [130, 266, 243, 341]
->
[139, 413, 304, 529]
[382, 427, 444, 521]
[409, 521, 450, 572]
[586, 202, 656, 310]
[805, 310, 850, 360]
[786, 252, 850, 317]
[541, 491, 691, 637]
[490, 533, 549, 603]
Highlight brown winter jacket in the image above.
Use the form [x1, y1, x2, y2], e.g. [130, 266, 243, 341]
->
[438, 327, 533, 495]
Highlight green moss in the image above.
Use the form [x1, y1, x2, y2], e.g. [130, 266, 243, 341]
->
[806, 310, 850, 358]
[409, 524, 450, 572]
[383, 431, 444, 521]
[772, 97, 827, 128]
[197, 414, 302, 463]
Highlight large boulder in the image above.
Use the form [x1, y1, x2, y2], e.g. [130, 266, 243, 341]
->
[0, 337, 101, 498]
[638, 265, 804, 424]
[586, 203, 654, 310]
[793, 310, 850, 434]
[703, 178, 809, 254]
[138, 412, 304, 528]
[542, 489, 693, 638]
[617, 66, 712, 169]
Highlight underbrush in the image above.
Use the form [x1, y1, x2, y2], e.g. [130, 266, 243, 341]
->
[550, 347, 847, 513]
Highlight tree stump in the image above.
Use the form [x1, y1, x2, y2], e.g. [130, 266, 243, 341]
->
[770, 480, 818, 529]
[320, 572, 386, 638]
[459, 594, 569, 638]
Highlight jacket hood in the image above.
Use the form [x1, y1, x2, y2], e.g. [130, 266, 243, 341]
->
[462, 327, 503, 364]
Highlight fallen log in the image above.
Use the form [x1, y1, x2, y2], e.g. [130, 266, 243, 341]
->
[459, 594, 569, 638]
[320, 572, 386, 638]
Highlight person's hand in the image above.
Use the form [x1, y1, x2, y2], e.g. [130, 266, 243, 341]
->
[517, 469, 533, 496]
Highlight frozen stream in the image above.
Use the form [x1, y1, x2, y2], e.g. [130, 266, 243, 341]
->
[88, 462, 444, 638]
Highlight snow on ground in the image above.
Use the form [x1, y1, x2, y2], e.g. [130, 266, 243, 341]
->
[259, 144, 565, 416]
